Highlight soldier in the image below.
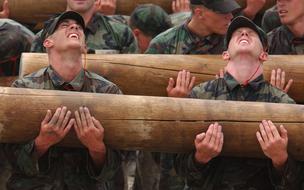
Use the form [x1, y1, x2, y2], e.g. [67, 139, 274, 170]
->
[0, 0, 35, 76]
[261, 5, 281, 33]
[268, 0, 304, 54]
[167, 16, 300, 189]
[3, 11, 122, 190]
[129, 4, 172, 53]
[31, 0, 138, 54]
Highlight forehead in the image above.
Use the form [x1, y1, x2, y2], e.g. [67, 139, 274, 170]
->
[232, 27, 257, 35]
[58, 19, 81, 26]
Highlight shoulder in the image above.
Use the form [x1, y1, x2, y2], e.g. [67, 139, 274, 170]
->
[12, 68, 47, 88]
[190, 78, 227, 99]
[263, 82, 295, 104]
[152, 24, 184, 44]
[85, 71, 122, 94]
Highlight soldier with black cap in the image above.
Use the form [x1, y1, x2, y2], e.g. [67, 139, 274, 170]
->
[167, 16, 301, 190]
[4, 11, 122, 190]
[145, 0, 241, 54]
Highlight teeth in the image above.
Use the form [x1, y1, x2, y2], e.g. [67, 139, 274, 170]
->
[240, 40, 249, 44]
[279, 10, 288, 14]
[68, 33, 79, 39]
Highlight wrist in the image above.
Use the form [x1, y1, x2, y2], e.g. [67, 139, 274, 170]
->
[88, 143, 106, 154]
[195, 152, 211, 164]
[272, 153, 288, 170]
[34, 136, 51, 150]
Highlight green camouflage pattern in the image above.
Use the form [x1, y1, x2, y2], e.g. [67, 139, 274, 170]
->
[0, 19, 34, 76]
[3, 66, 122, 190]
[145, 21, 224, 54]
[261, 5, 281, 33]
[170, 12, 191, 27]
[130, 4, 172, 38]
[31, 13, 138, 54]
[174, 73, 300, 190]
[268, 25, 304, 55]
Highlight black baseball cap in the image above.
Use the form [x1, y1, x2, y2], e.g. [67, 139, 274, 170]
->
[44, 11, 85, 38]
[190, 0, 240, 14]
[225, 16, 268, 51]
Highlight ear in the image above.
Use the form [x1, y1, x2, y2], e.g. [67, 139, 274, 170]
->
[259, 51, 268, 62]
[43, 38, 54, 49]
[222, 51, 230, 61]
[81, 44, 88, 54]
[194, 8, 203, 19]
[132, 28, 141, 38]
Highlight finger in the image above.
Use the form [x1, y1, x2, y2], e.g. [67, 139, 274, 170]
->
[172, 0, 176, 12]
[49, 108, 61, 126]
[79, 107, 88, 128]
[270, 69, 276, 86]
[218, 133, 224, 152]
[263, 120, 274, 141]
[195, 132, 205, 145]
[181, 70, 186, 88]
[209, 122, 218, 146]
[56, 106, 67, 127]
[185, 0, 190, 11]
[188, 76, 196, 90]
[61, 110, 71, 129]
[281, 71, 286, 90]
[214, 124, 222, 150]
[73, 119, 80, 137]
[176, 71, 182, 88]
[63, 119, 74, 136]
[185, 71, 191, 88]
[259, 122, 268, 142]
[92, 117, 103, 129]
[167, 78, 175, 93]
[267, 120, 280, 139]
[84, 107, 94, 127]
[219, 69, 224, 78]
[75, 110, 83, 134]
[215, 74, 219, 79]
[284, 79, 293, 93]
[256, 131, 265, 149]
[41, 110, 52, 126]
[203, 124, 214, 143]
[280, 125, 288, 141]
[276, 68, 281, 88]
[176, 0, 180, 10]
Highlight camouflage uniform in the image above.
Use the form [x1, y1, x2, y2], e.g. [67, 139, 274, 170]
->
[170, 12, 191, 27]
[268, 25, 304, 54]
[261, 5, 281, 33]
[145, 21, 224, 54]
[174, 73, 300, 190]
[0, 19, 34, 76]
[3, 66, 122, 190]
[31, 13, 138, 54]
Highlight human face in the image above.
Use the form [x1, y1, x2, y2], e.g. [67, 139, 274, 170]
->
[227, 27, 263, 58]
[201, 7, 233, 35]
[66, 0, 96, 13]
[277, 0, 304, 25]
[49, 19, 85, 51]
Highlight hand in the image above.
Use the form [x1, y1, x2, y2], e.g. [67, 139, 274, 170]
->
[74, 107, 106, 153]
[172, 0, 190, 13]
[35, 107, 74, 157]
[215, 69, 225, 79]
[243, 0, 266, 19]
[270, 68, 293, 93]
[0, 0, 9, 18]
[194, 123, 224, 164]
[167, 70, 195, 98]
[256, 120, 288, 169]
[96, 0, 116, 15]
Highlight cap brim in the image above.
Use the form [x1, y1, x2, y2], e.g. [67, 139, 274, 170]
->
[210, 0, 241, 14]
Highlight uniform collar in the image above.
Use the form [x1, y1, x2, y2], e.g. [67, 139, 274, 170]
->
[47, 66, 85, 91]
[224, 72, 265, 91]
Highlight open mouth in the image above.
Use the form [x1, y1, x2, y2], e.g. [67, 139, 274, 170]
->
[68, 33, 79, 39]
[239, 39, 249, 45]
[278, 10, 288, 16]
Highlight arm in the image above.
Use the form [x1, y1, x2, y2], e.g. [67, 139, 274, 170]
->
[0, 0, 9, 18]
[95, 0, 117, 15]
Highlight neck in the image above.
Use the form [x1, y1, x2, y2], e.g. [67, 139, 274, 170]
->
[48, 50, 83, 82]
[187, 18, 212, 37]
[287, 16, 304, 37]
[226, 54, 263, 85]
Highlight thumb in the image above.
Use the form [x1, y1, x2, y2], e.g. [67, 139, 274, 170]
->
[166, 78, 175, 93]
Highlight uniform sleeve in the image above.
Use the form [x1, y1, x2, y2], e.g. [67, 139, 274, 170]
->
[145, 36, 167, 54]
[118, 25, 139, 54]
[30, 30, 46, 53]
[87, 148, 122, 182]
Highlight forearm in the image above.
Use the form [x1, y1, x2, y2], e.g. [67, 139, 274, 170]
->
[34, 137, 50, 159]
[88, 144, 106, 171]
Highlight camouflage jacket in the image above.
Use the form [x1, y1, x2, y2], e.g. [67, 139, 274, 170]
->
[145, 20, 224, 54]
[261, 5, 281, 33]
[174, 73, 300, 190]
[268, 25, 304, 55]
[4, 66, 122, 190]
[31, 13, 138, 54]
[0, 19, 34, 76]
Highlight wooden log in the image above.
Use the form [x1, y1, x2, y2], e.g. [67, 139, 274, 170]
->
[0, 0, 276, 24]
[20, 53, 304, 103]
[0, 87, 304, 160]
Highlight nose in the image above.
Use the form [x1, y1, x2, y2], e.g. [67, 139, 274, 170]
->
[69, 23, 80, 30]
[241, 30, 249, 37]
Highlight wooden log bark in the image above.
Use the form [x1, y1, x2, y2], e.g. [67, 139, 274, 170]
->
[20, 53, 304, 103]
[0, 87, 304, 160]
[0, 0, 276, 24]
